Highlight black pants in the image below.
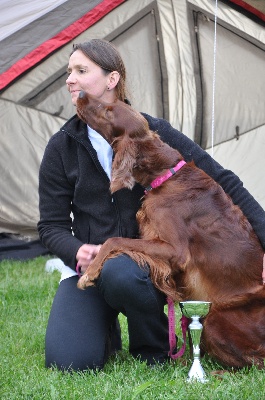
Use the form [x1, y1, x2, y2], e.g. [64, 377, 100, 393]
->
[45, 255, 169, 371]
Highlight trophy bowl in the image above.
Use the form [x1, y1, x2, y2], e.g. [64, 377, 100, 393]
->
[180, 300, 211, 319]
[179, 301, 211, 383]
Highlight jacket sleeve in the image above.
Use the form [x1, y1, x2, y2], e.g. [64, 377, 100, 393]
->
[144, 114, 265, 250]
[37, 134, 83, 270]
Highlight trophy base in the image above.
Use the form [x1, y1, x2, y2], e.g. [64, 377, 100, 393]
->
[187, 358, 208, 383]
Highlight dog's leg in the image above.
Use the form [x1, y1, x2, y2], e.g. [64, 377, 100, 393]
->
[77, 237, 187, 293]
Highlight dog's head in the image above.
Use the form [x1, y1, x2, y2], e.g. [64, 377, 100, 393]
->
[76, 91, 152, 192]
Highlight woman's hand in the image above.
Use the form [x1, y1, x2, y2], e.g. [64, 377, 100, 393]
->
[76, 244, 102, 274]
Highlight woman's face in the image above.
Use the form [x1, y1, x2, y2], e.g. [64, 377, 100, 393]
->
[66, 49, 114, 106]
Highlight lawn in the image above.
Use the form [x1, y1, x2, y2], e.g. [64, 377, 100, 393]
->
[1, 257, 265, 399]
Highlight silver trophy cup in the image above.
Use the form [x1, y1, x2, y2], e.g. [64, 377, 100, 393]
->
[179, 301, 211, 383]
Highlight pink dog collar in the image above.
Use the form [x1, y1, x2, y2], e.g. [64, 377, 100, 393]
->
[145, 160, 186, 194]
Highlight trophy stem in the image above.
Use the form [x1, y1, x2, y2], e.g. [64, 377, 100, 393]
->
[187, 316, 208, 383]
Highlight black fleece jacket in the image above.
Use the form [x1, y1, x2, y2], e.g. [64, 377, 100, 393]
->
[38, 113, 265, 270]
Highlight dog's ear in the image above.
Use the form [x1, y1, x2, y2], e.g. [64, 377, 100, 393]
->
[110, 135, 137, 193]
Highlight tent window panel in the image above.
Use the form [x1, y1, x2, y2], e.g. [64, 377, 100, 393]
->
[22, 9, 165, 120]
[19, 70, 75, 119]
[112, 11, 164, 118]
[196, 13, 265, 148]
[35, 78, 75, 119]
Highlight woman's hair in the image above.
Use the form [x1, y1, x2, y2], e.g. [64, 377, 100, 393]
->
[72, 39, 129, 102]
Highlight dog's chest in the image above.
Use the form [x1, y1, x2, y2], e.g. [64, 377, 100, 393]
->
[136, 200, 162, 239]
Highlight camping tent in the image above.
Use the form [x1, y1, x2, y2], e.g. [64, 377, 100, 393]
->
[1, 0, 264, 243]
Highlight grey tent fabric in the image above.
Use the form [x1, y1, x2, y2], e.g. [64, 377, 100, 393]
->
[194, 12, 265, 148]
[0, 0, 103, 75]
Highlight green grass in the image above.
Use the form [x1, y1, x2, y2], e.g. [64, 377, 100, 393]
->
[1, 257, 265, 399]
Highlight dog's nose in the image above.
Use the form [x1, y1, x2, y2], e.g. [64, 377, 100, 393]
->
[79, 90, 85, 99]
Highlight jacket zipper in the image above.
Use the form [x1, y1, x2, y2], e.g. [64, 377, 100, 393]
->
[62, 128, 123, 236]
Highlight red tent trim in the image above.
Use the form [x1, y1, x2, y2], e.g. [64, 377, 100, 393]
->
[0, 0, 125, 90]
[228, 0, 265, 21]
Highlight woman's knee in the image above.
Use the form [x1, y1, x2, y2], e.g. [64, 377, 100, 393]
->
[45, 276, 118, 372]
[98, 254, 149, 293]
[45, 313, 115, 372]
[97, 254, 165, 313]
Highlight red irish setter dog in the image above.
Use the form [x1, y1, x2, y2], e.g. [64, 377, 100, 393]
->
[76, 91, 265, 368]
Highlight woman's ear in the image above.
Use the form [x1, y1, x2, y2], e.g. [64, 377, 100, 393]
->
[107, 71, 120, 91]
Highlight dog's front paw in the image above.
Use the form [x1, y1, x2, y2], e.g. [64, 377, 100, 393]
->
[77, 274, 95, 290]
